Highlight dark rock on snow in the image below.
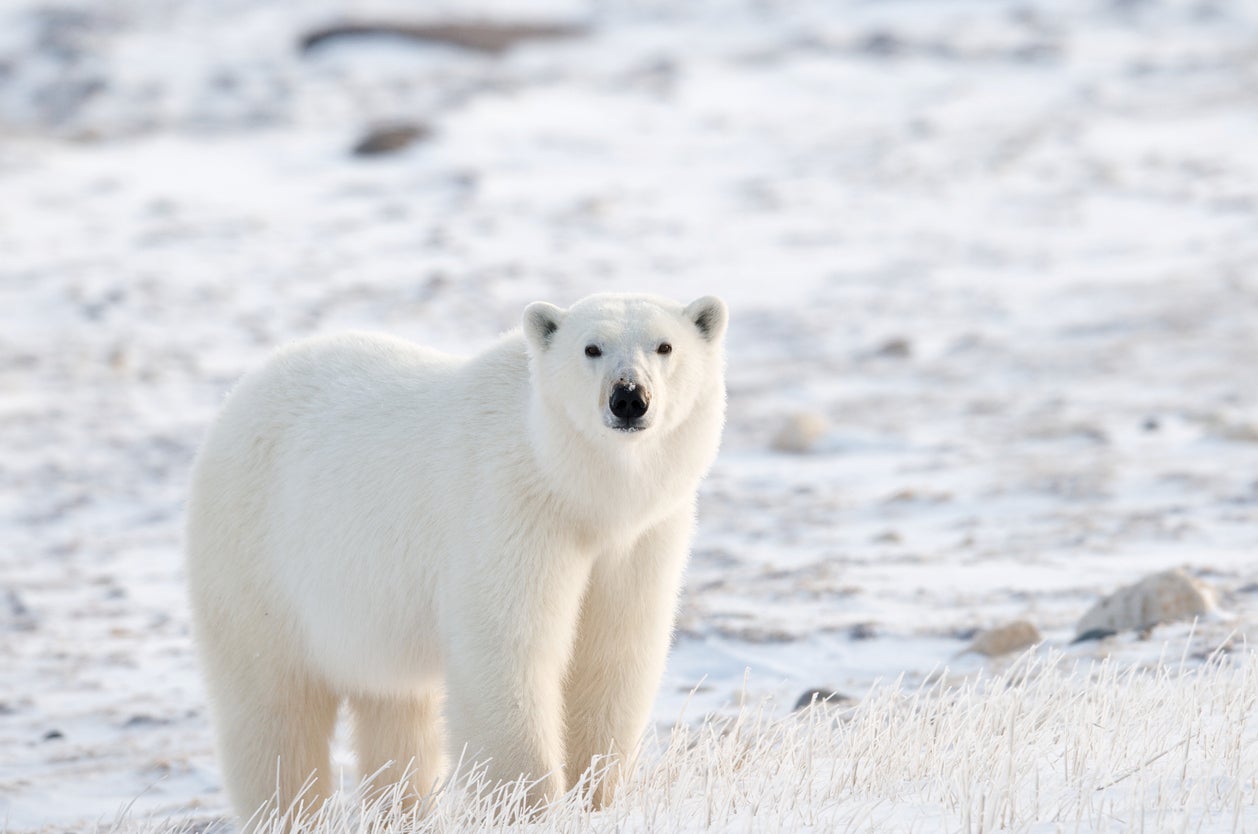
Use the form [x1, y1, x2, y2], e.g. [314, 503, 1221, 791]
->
[352, 123, 430, 157]
[301, 21, 586, 55]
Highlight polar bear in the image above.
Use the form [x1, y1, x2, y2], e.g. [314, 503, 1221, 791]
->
[185, 293, 728, 824]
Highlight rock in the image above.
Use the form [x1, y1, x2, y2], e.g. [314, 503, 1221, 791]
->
[124, 713, 172, 728]
[858, 31, 903, 56]
[2, 588, 36, 632]
[793, 688, 852, 711]
[1218, 421, 1258, 442]
[872, 336, 912, 358]
[883, 487, 952, 504]
[735, 626, 796, 644]
[963, 619, 1042, 657]
[771, 411, 828, 453]
[300, 21, 586, 55]
[352, 122, 430, 157]
[848, 622, 877, 641]
[1075, 568, 1216, 637]
[1070, 627, 1117, 644]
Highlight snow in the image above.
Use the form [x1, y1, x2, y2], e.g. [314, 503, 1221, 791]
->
[1, 0, 1256, 830]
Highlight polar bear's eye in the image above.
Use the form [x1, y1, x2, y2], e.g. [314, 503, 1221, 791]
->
[657, 343, 672, 355]
[584, 345, 602, 358]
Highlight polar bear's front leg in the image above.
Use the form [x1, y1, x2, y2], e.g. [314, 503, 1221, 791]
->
[563, 508, 693, 808]
[443, 540, 593, 813]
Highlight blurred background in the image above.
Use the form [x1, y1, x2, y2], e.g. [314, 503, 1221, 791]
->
[2, 0, 1257, 828]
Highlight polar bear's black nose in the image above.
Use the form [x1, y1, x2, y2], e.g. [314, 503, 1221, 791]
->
[610, 383, 650, 421]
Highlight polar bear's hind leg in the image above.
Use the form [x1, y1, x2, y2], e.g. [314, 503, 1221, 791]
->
[207, 656, 340, 830]
[350, 689, 447, 812]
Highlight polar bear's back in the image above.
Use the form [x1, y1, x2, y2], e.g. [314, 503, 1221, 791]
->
[194, 331, 468, 494]
[186, 331, 525, 691]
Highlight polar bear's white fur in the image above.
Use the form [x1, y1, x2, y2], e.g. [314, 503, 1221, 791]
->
[185, 293, 727, 823]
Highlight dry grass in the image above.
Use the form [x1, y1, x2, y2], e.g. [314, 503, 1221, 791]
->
[121, 643, 1256, 834]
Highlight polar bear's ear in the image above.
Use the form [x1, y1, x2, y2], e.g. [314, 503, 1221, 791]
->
[523, 301, 567, 351]
[684, 296, 728, 343]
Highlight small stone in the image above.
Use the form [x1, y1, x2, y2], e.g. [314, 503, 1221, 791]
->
[848, 622, 877, 641]
[43, 729, 64, 741]
[883, 487, 952, 504]
[737, 626, 796, 644]
[858, 31, 902, 56]
[124, 713, 171, 728]
[964, 619, 1042, 657]
[1203, 414, 1258, 443]
[2, 589, 36, 632]
[300, 21, 586, 55]
[1216, 421, 1258, 442]
[352, 122, 430, 157]
[1075, 568, 1216, 637]
[1012, 41, 1060, 63]
[873, 337, 912, 358]
[793, 688, 852, 711]
[1071, 627, 1117, 644]
[771, 411, 828, 453]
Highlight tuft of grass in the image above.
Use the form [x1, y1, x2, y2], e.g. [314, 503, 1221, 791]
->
[118, 644, 1257, 833]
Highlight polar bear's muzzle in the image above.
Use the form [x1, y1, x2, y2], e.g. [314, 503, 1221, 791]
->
[608, 381, 651, 432]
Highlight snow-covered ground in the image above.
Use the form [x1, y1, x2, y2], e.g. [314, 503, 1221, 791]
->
[1, 0, 1256, 830]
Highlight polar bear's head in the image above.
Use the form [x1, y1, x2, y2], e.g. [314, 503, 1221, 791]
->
[522, 293, 728, 444]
